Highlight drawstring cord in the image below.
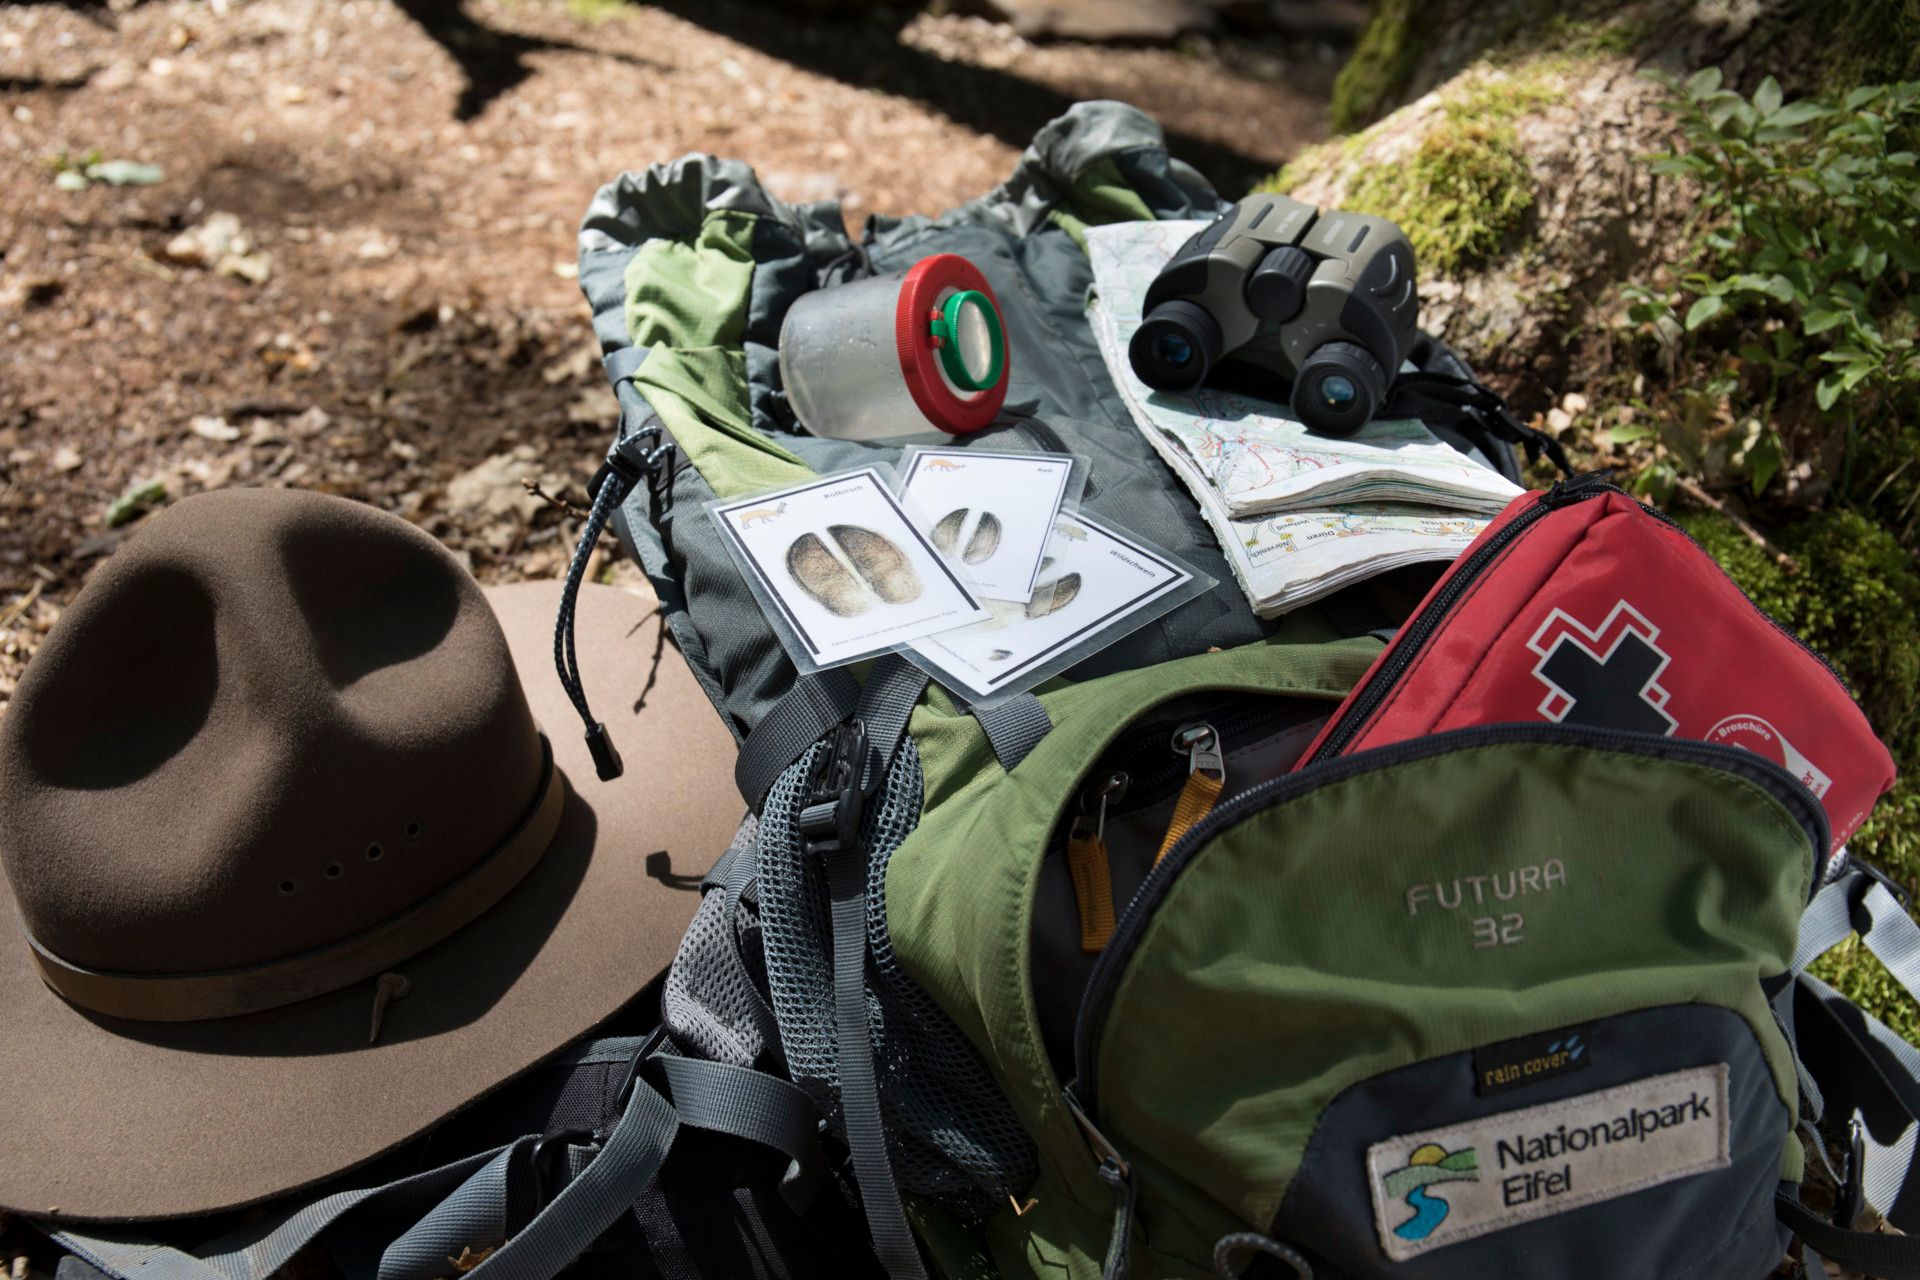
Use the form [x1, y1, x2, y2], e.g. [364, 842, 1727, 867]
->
[554, 427, 670, 781]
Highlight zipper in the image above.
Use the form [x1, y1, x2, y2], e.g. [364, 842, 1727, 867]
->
[1066, 721, 1831, 1121]
[1306, 472, 1848, 764]
[1153, 723, 1226, 864]
[1066, 720, 1232, 953]
[1094, 701, 1281, 811]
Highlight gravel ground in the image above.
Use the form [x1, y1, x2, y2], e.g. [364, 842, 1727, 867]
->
[0, 0, 1335, 706]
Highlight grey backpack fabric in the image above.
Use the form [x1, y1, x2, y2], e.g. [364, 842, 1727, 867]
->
[579, 103, 1273, 745]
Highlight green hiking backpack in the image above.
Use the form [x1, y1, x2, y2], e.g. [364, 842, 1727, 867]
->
[563, 102, 1920, 1280]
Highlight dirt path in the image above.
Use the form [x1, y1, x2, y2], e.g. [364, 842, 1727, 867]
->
[0, 0, 1334, 699]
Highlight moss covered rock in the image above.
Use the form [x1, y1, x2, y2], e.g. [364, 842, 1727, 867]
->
[1678, 508, 1920, 768]
[1265, 57, 1683, 406]
[1678, 506, 1920, 1037]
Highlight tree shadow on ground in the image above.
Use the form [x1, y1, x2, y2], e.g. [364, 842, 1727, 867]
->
[388, 0, 662, 121]
[645, 0, 1280, 193]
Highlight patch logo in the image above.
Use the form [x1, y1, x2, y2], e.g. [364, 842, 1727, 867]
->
[1365, 1064, 1730, 1261]
[1706, 713, 1832, 798]
[1473, 1026, 1592, 1096]
[1381, 1144, 1480, 1241]
[1526, 600, 1678, 737]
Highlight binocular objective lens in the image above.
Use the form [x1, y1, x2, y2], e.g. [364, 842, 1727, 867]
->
[1153, 332, 1195, 369]
[1319, 374, 1358, 408]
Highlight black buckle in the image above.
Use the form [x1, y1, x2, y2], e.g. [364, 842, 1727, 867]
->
[1834, 1116, 1868, 1229]
[797, 720, 869, 858]
[589, 429, 664, 500]
[531, 1125, 596, 1206]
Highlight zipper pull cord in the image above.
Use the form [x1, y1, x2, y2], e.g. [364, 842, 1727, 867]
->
[553, 432, 666, 781]
[1155, 723, 1225, 865]
[1069, 772, 1128, 954]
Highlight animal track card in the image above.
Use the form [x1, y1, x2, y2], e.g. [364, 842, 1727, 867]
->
[898, 447, 1081, 602]
[907, 511, 1210, 702]
[709, 469, 987, 671]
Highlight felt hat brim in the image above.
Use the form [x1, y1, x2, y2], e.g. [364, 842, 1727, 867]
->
[0, 580, 744, 1221]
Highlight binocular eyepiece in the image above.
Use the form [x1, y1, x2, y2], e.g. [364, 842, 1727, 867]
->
[1127, 195, 1418, 439]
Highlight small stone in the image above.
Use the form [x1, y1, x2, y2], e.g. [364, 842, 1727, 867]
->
[246, 418, 285, 446]
[50, 446, 82, 472]
[164, 213, 243, 268]
[189, 415, 241, 442]
[1561, 392, 1589, 415]
[1545, 408, 1573, 436]
[288, 406, 332, 436]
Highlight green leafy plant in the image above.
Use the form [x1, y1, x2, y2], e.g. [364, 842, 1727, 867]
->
[46, 148, 164, 191]
[1623, 71, 1920, 503]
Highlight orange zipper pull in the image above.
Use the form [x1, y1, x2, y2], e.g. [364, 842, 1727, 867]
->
[1155, 723, 1224, 865]
[1068, 771, 1127, 954]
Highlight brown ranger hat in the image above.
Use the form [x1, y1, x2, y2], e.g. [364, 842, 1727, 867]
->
[0, 487, 743, 1221]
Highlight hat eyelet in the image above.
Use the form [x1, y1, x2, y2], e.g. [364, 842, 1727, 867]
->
[279, 879, 298, 896]
[325, 861, 343, 880]
[365, 842, 383, 863]
[405, 820, 422, 840]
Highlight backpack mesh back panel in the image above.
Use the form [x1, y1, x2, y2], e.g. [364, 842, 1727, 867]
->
[757, 739, 1038, 1221]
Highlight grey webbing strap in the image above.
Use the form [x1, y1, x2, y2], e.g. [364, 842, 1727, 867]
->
[1793, 866, 1920, 1227]
[653, 1055, 819, 1168]
[50, 1148, 504, 1280]
[46, 1039, 667, 1280]
[377, 1145, 526, 1280]
[736, 669, 862, 812]
[462, 1069, 679, 1280]
[797, 655, 931, 1280]
[825, 835, 924, 1280]
[1803, 972, 1920, 1221]
[856, 656, 930, 780]
[969, 694, 1052, 772]
[1796, 867, 1920, 1000]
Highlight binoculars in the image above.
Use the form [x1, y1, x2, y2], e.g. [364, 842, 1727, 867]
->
[1128, 194, 1419, 437]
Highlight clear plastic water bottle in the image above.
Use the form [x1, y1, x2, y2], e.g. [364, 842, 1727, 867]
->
[778, 253, 1009, 441]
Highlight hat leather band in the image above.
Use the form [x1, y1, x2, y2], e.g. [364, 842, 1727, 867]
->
[24, 745, 565, 1023]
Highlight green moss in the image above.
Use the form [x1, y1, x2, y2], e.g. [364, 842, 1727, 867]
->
[1262, 132, 1364, 198]
[1265, 64, 1562, 270]
[1816, 0, 1920, 91]
[1679, 508, 1920, 767]
[1330, 0, 1424, 134]
[565, 0, 631, 21]
[1678, 507, 1920, 1031]
[1342, 118, 1536, 272]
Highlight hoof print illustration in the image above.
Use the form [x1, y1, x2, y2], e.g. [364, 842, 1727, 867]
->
[787, 532, 873, 618]
[932, 508, 1002, 566]
[1026, 572, 1081, 620]
[830, 524, 922, 605]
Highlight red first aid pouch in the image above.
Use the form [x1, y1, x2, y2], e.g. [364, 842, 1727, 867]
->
[1298, 473, 1895, 851]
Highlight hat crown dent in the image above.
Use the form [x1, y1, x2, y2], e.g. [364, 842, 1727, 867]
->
[0, 489, 547, 979]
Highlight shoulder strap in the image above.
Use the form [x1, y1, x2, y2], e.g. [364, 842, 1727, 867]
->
[43, 1036, 830, 1280]
[970, 693, 1052, 772]
[1782, 862, 1920, 1270]
[793, 659, 931, 1280]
